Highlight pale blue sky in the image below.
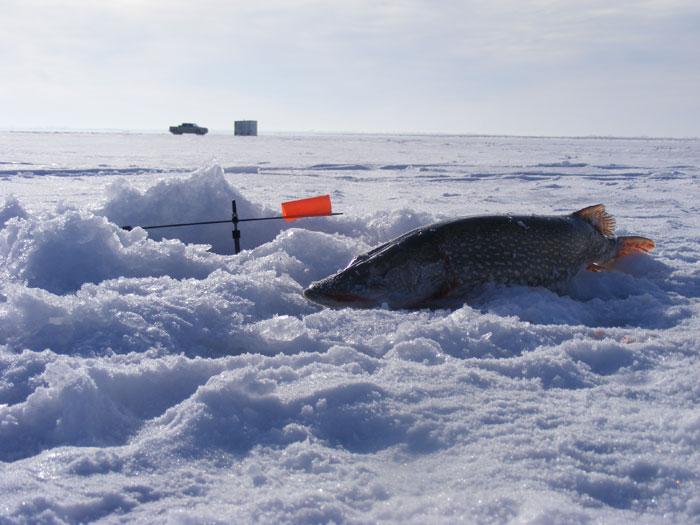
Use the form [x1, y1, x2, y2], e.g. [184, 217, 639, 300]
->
[2, 0, 699, 136]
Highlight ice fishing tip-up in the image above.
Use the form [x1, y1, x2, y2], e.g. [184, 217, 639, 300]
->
[120, 195, 341, 254]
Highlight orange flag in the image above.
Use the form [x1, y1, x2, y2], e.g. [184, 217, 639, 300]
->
[281, 195, 332, 222]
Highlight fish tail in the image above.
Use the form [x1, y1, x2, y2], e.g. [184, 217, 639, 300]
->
[587, 235, 655, 272]
[614, 236, 655, 260]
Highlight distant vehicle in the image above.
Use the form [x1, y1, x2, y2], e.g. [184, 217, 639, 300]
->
[169, 123, 208, 135]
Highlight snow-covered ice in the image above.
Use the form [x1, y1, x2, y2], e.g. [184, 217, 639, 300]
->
[1, 131, 699, 523]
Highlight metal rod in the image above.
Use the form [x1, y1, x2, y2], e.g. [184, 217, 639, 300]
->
[237, 212, 343, 223]
[122, 219, 231, 231]
[232, 200, 241, 254]
[121, 212, 342, 231]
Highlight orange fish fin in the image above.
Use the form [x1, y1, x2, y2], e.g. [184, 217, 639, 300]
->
[614, 236, 655, 260]
[573, 204, 616, 237]
[585, 263, 605, 273]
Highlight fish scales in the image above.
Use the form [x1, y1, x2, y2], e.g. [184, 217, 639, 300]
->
[436, 215, 594, 288]
[304, 205, 655, 309]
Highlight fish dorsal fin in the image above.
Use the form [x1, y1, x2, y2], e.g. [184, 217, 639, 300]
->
[573, 204, 616, 236]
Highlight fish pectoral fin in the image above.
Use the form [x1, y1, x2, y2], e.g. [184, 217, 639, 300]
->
[585, 263, 606, 273]
[572, 204, 616, 237]
[614, 235, 655, 261]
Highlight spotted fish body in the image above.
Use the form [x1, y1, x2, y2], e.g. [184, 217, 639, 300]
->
[303, 205, 654, 309]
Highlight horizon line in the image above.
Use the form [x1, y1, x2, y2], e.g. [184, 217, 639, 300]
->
[1, 126, 698, 142]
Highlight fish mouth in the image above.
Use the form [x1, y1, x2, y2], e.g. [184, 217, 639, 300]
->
[303, 286, 377, 308]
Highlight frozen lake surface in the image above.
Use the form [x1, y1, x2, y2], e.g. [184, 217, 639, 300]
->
[1, 132, 700, 523]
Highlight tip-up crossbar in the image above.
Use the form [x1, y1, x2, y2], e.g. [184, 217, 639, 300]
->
[121, 199, 342, 254]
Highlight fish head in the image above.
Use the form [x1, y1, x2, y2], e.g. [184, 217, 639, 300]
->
[304, 237, 446, 309]
[303, 276, 383, 308]
[303, 253, 399, 308]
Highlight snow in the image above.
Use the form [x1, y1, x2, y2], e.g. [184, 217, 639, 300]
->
[1, 131, 700, 523]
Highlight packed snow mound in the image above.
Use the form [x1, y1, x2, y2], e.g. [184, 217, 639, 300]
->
[99, 164, 276, 254]
[0, 195, 28, 226]
[99, 164, 435, 254]
[0, 209, 227, 295]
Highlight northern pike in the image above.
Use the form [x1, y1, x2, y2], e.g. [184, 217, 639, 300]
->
[303, 204, 654, 309]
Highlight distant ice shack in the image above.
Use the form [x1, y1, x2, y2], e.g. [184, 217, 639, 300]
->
[235, 121, 258, 136]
